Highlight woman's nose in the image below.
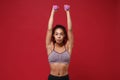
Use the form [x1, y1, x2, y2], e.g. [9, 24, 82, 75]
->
[58, 35, 61, 38]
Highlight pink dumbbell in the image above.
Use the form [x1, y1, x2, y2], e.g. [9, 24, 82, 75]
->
[64, 4, 70, 11]
[53, 5, 59, 11]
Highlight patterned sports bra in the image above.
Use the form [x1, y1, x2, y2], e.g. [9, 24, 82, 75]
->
[48, 45, 70, 64]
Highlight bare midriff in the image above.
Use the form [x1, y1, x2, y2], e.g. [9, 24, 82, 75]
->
[49, 63, 69, 76]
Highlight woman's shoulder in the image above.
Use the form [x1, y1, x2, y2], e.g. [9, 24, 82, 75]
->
[65, 41, 73, 55]
[46, 41, 54, 48]
[46, 42, 54, 55]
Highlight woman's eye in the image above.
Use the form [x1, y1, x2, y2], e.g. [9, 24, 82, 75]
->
[60, 33, 63, 35]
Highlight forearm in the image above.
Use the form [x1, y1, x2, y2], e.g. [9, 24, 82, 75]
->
[48, 9, 55, 30]
[66, 11, 72, 31]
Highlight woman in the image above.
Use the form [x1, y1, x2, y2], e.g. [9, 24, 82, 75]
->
[46, 4, 73, 80]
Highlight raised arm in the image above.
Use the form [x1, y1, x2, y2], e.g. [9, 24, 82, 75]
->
[64, 5, 74, 51]
[46, 5, 58, 48]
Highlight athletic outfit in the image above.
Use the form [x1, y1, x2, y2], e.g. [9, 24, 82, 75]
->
[48, 74, 69, 80]
[48, 45, 70, 80]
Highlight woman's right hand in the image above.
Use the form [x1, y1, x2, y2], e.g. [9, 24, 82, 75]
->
[52, 5, 59, 11]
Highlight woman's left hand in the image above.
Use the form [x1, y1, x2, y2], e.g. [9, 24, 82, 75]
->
[64, 4, 70, 11]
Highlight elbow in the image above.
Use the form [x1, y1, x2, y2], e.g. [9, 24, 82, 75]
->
[68, 28, 72, 31]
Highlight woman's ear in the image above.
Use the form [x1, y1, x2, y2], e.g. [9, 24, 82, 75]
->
[53, 34, 55, 37]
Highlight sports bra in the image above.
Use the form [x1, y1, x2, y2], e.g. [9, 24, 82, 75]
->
[48, 45, 70, 64]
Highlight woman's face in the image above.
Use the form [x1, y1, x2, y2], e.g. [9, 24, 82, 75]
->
[54, 28, 65, 44]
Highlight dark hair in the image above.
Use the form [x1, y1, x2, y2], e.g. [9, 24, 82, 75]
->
[52, 24, 68, 45]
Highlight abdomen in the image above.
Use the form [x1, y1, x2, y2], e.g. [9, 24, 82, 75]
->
[49, 63, 69, 76]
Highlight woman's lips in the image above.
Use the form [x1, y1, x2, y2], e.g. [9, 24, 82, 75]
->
[57, 40, 61, 42]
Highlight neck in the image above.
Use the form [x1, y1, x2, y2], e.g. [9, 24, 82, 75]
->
[55, 43, 64, 47]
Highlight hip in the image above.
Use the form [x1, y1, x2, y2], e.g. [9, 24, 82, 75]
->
[48, 74, 69, 80]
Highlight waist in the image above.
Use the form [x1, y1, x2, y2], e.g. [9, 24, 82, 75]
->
[49, 73, 69, 77]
